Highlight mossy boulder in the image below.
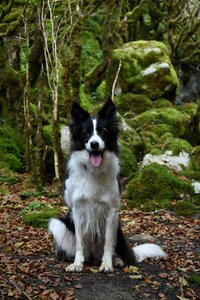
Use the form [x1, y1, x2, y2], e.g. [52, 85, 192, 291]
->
[152, 98, 173, 109]
[109, 40, 179, 101]
[177, 102, 197, 117]
[120, 129, 146, 163]
[115, 93, 152, 115]
[173, 200, 199, 216]
[160, 137, 193, 155]
[192, 146, 200, 169]
[125, 164, 193, 212]
[131, 107, 189, 137]
[120, 138, 138, 178]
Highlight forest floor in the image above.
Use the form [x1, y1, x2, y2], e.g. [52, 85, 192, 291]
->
[0, 173, 200, 300]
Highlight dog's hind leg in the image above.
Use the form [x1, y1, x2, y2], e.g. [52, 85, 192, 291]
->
[116, 223, 137, 266]
[48, 218, 76, 261]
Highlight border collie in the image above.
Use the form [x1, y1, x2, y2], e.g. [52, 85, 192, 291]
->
[48, 99, 166, 272]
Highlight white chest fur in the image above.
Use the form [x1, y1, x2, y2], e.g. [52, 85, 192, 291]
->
[64, 150, 120, 208]
[64, 150, 120, 240]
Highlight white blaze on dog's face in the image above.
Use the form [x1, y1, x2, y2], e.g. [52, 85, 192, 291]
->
[85, 119, 105, 167]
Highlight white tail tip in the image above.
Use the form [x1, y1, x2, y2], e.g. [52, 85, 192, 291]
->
[133, 243, 167, 262]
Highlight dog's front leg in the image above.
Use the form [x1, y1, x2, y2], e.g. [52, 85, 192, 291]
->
[99, 208, 118, 272]
[65, 209, 84, 272]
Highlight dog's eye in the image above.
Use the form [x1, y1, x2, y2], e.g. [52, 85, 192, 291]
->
[99, 127, 108, 135]
[82, 129, 90, 137]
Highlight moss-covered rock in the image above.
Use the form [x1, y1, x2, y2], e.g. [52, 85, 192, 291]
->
[125, 164, 193, 212]
[120, 129, 146, 163]
[131, 107, 189, 137]
[192, 146, 200, 169]
[115, 93, 152, 115]
[177, 102, 197, 117]
[160, 137, 193, 155]
[152, 98, 173, 108]
[120, 138, 138, 178]
[19, 201, 59, 228]
[109, 40, 179, 101]
[173, 200, 199, 216]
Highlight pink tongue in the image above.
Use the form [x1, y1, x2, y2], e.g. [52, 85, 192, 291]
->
[90, 153, 102, 167]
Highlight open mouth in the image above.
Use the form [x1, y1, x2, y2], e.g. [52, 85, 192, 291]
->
[89, 151, 104, 167]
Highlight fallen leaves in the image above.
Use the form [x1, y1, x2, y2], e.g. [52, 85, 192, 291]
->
[0, 173, 200, 299]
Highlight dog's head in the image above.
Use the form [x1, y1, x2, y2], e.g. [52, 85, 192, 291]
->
[70, 99, 119, 167]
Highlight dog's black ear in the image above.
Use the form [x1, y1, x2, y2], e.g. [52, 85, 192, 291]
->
[98, 98, 116, 119]
[71, 102, 90, 123]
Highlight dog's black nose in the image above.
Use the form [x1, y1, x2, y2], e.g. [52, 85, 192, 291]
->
[90, 141, 99, 149]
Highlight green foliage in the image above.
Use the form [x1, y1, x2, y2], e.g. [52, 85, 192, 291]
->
[189, 274, 200, 286]
[0, 174, 18, 184]
[19, 201, 59, 228]
[174, 200, 198, 216]
[0, 123, 24, 172]
[42, 125, 52, 146]
[19, 201, 46, 216]
[19, 191, 46, 200]
[126, 164, 193, 212]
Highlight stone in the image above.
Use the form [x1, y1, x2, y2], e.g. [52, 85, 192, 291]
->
[109, 40, 179, 102]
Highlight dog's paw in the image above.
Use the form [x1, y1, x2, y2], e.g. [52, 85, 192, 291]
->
[99, 262, 114, 273]
[113, 257, 124, 269]
[65, 263, 83, 272]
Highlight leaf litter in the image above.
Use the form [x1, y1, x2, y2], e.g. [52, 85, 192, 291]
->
[0, 173, 200, 299]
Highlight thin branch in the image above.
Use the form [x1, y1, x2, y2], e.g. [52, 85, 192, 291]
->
[111, 59, 122, 102]
[0, 275, 32, 300]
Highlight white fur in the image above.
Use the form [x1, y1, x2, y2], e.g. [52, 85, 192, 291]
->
[64, 150, 120, 209]
[48, 218, 76, 257]
[133, 243, 167, 262]
[64, 149, 120, 272]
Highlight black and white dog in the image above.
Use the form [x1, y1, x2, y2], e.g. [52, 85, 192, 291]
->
[48, 99, 166, 272]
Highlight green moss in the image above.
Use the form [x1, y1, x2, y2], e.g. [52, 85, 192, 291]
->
[110, 40, 179, 101]
[0, 173, 18, 184]
[42, 125, 52, 146]
[19, 201, 59, 228]
[115, 93, 152, 115]
[152, 98, 173, 108]
[152, 123, 173, 137]
[161, 137, 193, 155]
[81, 18, 102, 75]
[120, 139, 138, 178]
[192, 146, 200, 168]
[181, 170, 200, 181]
[0, 123, 24, 172]
[125, 164, 193, 212]
[21, 208, 59, 228]
[173, 200, 198, 216]
[189, 274, 200, 286]
[120, 129, 146, 162]
[80, 84, 95, 111]
[131, 108, 189, 137]
[177, 103, 197, 117]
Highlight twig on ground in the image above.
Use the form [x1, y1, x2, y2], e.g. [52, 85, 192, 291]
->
[0, 275, 32, 300]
